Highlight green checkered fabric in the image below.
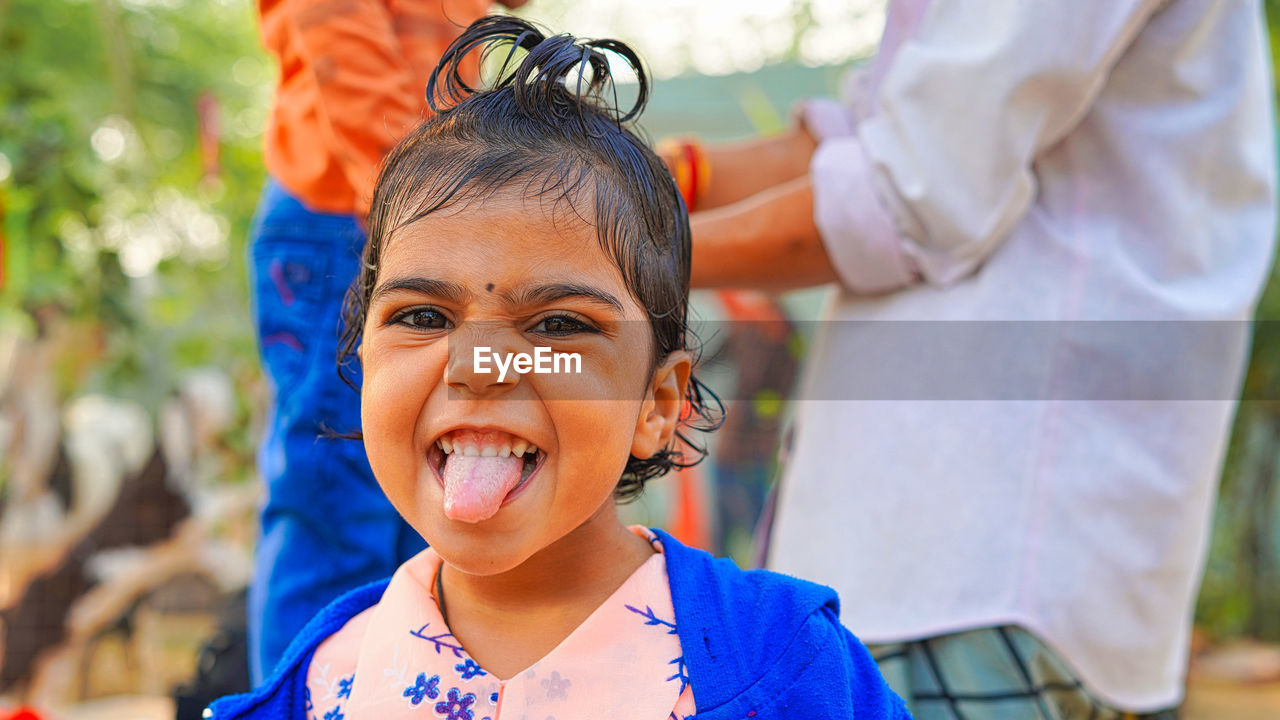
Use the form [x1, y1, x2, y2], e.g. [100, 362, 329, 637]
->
[869, 626, 1180, 720]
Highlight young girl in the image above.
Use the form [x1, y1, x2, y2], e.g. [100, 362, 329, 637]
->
[209, 16, 908, 720]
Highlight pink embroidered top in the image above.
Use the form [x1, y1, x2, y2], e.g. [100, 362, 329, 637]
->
[305, 527, 696, 720]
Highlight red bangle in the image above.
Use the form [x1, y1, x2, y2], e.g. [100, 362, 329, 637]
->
[658, 138, 710, 212]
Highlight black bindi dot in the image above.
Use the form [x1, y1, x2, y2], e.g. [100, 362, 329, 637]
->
[485, 283, 495, 292]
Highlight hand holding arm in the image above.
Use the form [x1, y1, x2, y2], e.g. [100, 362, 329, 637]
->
[689, 0, 1165, 293]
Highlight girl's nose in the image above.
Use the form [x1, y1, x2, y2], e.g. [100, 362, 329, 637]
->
[445, 323, 526, 396]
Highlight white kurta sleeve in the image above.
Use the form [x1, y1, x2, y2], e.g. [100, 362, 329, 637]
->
[807, 0, 1168, 293]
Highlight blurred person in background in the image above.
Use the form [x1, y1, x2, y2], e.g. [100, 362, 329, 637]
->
[668, 1, 1276, 717]
[248, 0, 527, 684]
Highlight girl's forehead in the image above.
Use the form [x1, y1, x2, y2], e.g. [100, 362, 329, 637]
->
[378, 196, 636, 300]
[387, 187, 595, 249]
[384, 202, 598, 266]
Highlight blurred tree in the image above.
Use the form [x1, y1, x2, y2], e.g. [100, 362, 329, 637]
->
[0, 0, 269, 475]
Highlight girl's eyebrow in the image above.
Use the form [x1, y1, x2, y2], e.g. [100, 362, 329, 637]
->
[508, 282, 624, 312]
[371, 276, 471, 304]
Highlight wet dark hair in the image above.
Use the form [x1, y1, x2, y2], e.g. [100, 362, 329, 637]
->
[337, 15, 721, 501]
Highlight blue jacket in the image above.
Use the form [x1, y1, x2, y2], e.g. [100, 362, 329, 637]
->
[208, 528, 911, 719]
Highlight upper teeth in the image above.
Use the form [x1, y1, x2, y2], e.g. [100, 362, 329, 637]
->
[438, 438, 537, 457]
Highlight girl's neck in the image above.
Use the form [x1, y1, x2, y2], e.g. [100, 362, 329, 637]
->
[444, 508, 652, 612]
[437, 506, 655, 679]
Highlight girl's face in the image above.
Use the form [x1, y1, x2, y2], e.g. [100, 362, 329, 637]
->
[360, 189, 688, 575]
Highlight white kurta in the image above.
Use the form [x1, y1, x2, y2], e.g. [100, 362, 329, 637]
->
[769, 0, 1277, 711]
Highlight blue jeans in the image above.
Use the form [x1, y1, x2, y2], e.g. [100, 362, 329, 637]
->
[246, 179, 426, 683]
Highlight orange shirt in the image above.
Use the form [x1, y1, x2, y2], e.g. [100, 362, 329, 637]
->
[258, 0, 490, 215]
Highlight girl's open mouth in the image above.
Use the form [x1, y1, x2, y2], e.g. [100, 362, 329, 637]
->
[427, 429, 546, 522]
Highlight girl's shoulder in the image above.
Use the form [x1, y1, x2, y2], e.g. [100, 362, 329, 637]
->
[655, 528, 910, 719]
[656, 527, 841, 626]
[205, 579, 389, 720]
[304, 604, 376, 719]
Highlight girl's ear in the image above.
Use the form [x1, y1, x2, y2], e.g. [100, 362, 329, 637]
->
[631, 350, 693, 460]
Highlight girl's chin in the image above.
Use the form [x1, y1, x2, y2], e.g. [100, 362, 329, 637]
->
[418, 517, 544, 572]
[431, 539, 539, 577]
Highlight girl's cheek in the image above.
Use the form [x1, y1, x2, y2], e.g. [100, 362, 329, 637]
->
[371, 341, 448, 382]
[545, 352, 637, 401]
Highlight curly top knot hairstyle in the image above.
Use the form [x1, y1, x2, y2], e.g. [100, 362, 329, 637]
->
[337, 15, 722, 501]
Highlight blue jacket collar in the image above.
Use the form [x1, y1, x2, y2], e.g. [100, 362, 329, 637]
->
[209, 528, 845, 719]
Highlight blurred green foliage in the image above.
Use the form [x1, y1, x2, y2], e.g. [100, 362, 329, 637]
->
[1194, 0, 1280, 640]
[0, 0, 270, 470]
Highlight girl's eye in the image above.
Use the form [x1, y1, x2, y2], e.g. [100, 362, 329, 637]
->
[531, 314, 596, 336]
[393, 308, 452, 330]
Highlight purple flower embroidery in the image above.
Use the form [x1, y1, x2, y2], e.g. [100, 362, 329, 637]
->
[455, 658, 487, 680]
[404, 673, 441, 706]
[541, 671, 570, 700]
[323, 707, 344, 720]
[434, 687, 476, 720]
[337, 674, 354, 699]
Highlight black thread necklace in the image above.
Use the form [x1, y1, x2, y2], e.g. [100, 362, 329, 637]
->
[434, 563, 450, 627]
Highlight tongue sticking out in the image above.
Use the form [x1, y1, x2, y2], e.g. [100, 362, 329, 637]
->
[442, 454, 525, 523]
